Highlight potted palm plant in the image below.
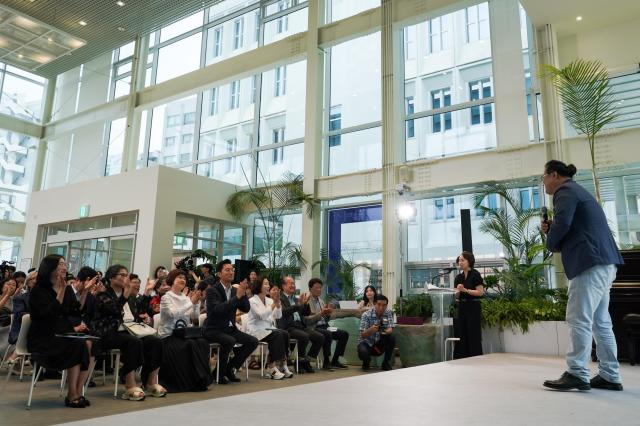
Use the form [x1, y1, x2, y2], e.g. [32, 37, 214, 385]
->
[226, 171, 318, 284]
[542, 59, 618, 204]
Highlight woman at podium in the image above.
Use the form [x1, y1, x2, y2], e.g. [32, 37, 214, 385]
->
[454, 251, 484, 359]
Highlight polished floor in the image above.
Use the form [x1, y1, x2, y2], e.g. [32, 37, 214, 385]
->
[2, 354, 638, 426]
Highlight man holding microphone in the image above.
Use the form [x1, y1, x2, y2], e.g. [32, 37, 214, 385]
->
[540, 160, 624, 391]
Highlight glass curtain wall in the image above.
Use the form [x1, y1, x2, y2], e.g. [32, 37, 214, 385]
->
[402, 2, 496, 161]
[325, 33, 382, 176]
[172, 213, 246, 262]
[0, 63, 46, 122]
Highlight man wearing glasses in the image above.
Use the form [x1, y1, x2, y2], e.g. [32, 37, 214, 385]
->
[540, 160, 624, 392]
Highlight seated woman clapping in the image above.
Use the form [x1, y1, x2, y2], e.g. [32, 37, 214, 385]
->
[27, 255, 95, 408]
[91, 264, 164, 401]
[245, 277, 293, 379]
[157, 269, 212, 392]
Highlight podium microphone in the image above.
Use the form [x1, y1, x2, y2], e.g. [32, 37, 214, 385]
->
[441, 267, 457, 272]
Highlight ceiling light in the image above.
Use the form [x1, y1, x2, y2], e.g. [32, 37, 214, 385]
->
[47, 37, 53, 42]
[118, 27, 126, 32]
[576, 16, 582, 21]
[79, 20, 87, 26]
[18, 53, 23, 58]
[116, 1, 125, 6]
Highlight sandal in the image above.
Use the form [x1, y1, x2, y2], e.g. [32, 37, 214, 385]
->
[146, 383, 167, 397]
[121, 386, 145, 401]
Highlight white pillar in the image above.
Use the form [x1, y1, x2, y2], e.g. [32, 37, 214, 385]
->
[380, 0, 404, 304]
[489, 0, 530, 148]
[300, 0, 324, 285]
[31, 76, 57, 192]
[121, 36, 148, 173]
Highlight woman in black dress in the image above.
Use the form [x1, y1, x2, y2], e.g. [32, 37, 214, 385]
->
[28, 255, 95, 408]
[453, 251, 484, 359]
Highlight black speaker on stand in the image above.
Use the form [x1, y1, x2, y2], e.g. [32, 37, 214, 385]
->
[460, 209, 473, 253]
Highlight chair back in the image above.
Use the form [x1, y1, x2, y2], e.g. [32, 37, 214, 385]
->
[15, 314, 31, 356]
[153, 313, 161, 331]
[198, 313, 207, 327]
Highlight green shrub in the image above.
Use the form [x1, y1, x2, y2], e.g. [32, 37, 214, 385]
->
[481, 288, 567, 332]
[394, 294, 433, 320]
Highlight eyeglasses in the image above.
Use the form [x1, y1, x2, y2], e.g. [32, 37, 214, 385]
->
[115, 273, 128, 277]
[540, 172, 551, 181]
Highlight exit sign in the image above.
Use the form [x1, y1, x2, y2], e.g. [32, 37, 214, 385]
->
[79, 205, 90, 218]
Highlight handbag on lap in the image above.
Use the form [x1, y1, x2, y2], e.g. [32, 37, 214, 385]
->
[172, 318, 202, 339]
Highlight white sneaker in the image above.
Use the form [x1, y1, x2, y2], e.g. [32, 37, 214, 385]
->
[282, 363, 294, 378]
[268, 367, 285, 380]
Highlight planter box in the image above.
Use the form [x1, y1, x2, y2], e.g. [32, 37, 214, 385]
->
[397, 316, 425, 325]
[483, 321, 569, 357]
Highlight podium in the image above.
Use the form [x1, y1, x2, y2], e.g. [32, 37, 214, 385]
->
[426, 285, 456, 361]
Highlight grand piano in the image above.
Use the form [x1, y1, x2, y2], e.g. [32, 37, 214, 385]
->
[610, 250, 640, 361]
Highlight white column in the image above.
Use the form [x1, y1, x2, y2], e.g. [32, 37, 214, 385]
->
[301, 0, 324, 285]
[31, 76, 57, 192]
[380, 0, 404, 304]
[121, 36, 147, 173]
[489, 0, 530, 148]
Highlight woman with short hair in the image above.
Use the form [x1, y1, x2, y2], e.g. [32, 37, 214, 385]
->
[157, 269, 212, 392]
[92, 264, 164, 400]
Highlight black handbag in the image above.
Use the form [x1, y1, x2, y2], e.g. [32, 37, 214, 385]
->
[172, 318, 202, 339]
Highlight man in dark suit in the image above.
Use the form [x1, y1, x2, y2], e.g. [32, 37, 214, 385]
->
[203, 259, 258, 384]
[277, 276, 323, 373]
[541, 160, 624, 392]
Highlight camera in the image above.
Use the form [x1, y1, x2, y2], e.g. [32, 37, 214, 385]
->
[395, 183, 410, 196]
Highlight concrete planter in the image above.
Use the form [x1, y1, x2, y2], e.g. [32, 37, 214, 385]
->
[395, 323, 442, 367]
[483, 321, 570, 356]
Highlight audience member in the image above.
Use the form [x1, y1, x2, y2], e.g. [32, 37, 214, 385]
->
[203, 259, 258, 384]
[157, 269, 211, 392]
[28, 255, 93, 408]
[5, 271, 36, 365]
[358, 285, 377, 310]
[357, 294, 395, 371]
[245, 276, 293, 379]
[306, 278, 349, 370]
[149, 277, 170, 315]
[91, 264, 164, 400]
[277, 276, 322, 373]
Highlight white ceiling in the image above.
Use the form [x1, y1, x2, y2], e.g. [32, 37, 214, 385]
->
[520, 0, 640, 37]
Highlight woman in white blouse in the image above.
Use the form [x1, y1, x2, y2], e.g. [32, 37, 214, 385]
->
[157, 269, 212, 392]
[246, 277, 293, 379]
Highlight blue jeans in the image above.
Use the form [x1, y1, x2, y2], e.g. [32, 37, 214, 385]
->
[566, 264, 621, 383]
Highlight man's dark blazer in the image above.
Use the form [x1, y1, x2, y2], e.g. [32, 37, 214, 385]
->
[547, 179, 624, 279]
[277, 292, 310, 330]
[204, 281, 249, 331]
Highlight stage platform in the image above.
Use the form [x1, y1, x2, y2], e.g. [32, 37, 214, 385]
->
[54, 353, 638, 426]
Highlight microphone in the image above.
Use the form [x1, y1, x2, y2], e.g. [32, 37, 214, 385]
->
[441, 267, 457, 273]
[541, 206, 548, 223]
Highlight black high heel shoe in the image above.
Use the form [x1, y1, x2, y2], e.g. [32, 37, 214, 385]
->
[79, 396, 91, 406]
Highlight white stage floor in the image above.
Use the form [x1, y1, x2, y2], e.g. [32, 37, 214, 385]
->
[59, 353, 639, 426]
